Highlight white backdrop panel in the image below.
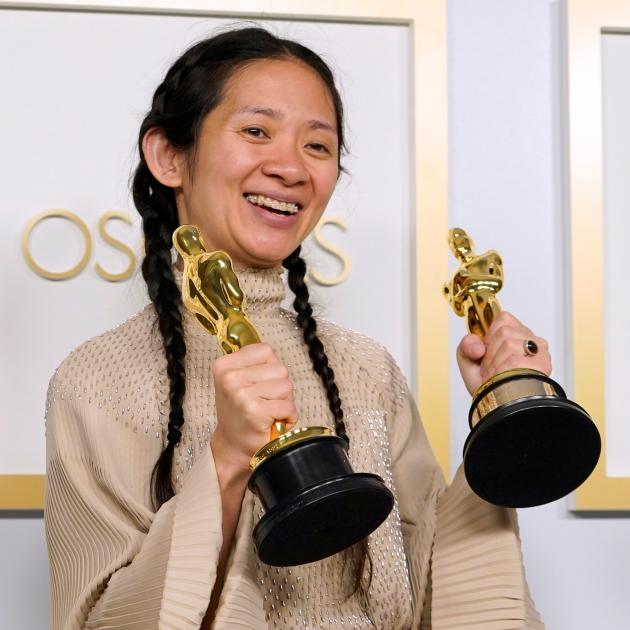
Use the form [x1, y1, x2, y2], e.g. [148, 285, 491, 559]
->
[0, 9, 413, 475]
[449, 2, 629, 630]
[602, 32, 630, 477]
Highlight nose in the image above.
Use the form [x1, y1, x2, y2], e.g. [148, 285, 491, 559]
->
[261, 142, 309, 186]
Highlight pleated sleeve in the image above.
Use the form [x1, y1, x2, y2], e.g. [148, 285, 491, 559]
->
[45, 363, 221, 630]
[389, 383, 544, 629]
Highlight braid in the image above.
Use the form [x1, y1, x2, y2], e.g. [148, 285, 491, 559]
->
[283, 246, 374, 600]
[282, 246, 348, 444]
[133, 162, 186, 508]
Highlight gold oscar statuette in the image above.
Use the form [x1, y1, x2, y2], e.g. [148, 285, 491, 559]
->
[173, 225, 394, 566]
[443, 228, 601, 507]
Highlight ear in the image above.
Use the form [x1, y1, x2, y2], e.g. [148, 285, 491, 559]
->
[142, 127, 185, 188]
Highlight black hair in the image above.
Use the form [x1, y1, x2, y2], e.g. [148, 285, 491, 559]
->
[131, 26, 347, 508]
[282, 247, 348, 443]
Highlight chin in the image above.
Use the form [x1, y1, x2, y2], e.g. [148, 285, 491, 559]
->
[231, 249, 288, 270]
[237, 242, 299, 269]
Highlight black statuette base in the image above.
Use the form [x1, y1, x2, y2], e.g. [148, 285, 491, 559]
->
[249, 435, 394, 566]
[463, 397, 601, 508]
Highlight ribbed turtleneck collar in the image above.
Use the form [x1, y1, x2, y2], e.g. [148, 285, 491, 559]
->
[173, 265, 286, 320]
[233, 266, 286, 314]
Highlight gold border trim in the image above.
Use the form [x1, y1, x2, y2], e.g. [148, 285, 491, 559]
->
[567, 0, 630, 510]
[0, 0, 449, 509]
[0, 475, 45, 510]
[250, 427, 334, 470]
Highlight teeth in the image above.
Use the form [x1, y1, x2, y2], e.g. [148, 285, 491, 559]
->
[246, 194, 299, 214]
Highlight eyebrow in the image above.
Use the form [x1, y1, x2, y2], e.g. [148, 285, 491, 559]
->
[236, 105, 337, 135]
[307, 119, 337, 134]
[237, 105, 278, 118]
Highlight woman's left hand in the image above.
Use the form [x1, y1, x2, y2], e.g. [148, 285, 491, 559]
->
[456, 311, 552, 396]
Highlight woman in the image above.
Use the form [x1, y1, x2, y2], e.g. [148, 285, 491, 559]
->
[45, 27, 547, 629]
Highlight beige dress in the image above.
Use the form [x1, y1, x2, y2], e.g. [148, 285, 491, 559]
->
[45, 267, 544, 629]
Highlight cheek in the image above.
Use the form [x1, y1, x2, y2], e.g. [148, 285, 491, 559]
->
[315, 168, 339, 205]
[201, 140, 258, 188]
[303, 197, 331, 237]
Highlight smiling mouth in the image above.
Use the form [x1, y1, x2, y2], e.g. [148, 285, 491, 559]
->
[245, 194, 301, 216]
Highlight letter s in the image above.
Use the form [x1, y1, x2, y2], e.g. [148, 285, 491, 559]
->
[309, 216, 351, 286]
[95, 211, 137, 282]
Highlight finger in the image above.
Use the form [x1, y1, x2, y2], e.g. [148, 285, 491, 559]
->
[247, 378, 294, 401]
[483, 326, 528, 363]
[485, 311, 529, 337]
[457, 334, 486, 363]
[484, 318, 544, 360]
[482, 336, 552, 379]
[282, 414, 298, 430]
[481, 337, 528, 376]
[456, 335, 487, 396]
[270, 413, 298, 437]
[485, 332, 549, 367]
[219, 363, 290, 392]
[230, 380, 294, 420]
[212, 342, 280, 377]
[247, 399, 298, 431]
[267, 400, 298, 427]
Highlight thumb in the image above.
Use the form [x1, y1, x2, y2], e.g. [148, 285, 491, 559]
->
[456, 334, 486, 396]
[457, 334, 486, 363]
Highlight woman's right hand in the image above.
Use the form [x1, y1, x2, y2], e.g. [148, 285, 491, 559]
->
[210, 343, 298, 479]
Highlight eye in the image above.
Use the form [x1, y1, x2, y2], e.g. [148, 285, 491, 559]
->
[243, 127, 268, 139]
[306, 142, 331, 155]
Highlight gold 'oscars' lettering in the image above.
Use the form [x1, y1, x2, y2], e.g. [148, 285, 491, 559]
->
[21, 209, 92, 280]
[309, 216, 351, 286]
[95, 211, 137, 282]
[22, 211, 352, 286]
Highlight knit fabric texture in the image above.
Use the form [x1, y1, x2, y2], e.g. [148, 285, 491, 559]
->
[45, 267, 544, 629]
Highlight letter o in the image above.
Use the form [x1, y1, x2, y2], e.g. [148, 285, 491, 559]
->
[22, 210, 92, 280]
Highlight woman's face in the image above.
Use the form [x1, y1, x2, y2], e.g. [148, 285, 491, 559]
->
[174, 57, 340, 268]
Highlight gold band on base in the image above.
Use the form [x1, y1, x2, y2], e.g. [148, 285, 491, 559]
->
[471, 368, 558, 429]
[250, 426, 334, 470]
